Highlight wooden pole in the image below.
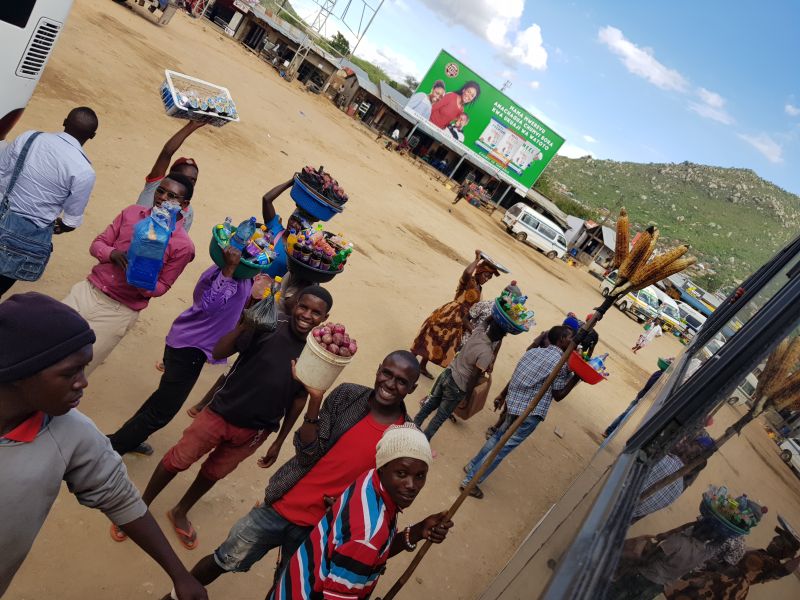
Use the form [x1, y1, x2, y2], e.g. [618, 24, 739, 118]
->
[379, 297, 615, 600]
[638, 410, 755, 501]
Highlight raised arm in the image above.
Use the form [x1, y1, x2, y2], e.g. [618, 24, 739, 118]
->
[212, 323, 250, 360]
[261, 179, 294, 224]
[147, 121, 205, 181]
[463, 249, 484, 279]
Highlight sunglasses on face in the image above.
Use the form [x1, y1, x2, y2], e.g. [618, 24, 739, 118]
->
[156, 187, 185, 201]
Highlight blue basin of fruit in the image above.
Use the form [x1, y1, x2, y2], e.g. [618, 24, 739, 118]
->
[290, 175, 343, 222]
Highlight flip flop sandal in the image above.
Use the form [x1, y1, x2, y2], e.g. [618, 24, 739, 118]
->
[110, 523, 128, 542]
[186, 406, 201, 419]
[166, 511, 198, 550]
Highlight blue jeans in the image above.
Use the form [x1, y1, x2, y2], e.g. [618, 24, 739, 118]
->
[413, 368, 466, 440]
[462, 412, 543, 485]
[604, 399, 638, 437]
[214, 504, 312, 576]
[0, 210, 53, 283]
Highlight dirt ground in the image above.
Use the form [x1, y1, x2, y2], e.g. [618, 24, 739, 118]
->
[5, 1, 800, 598]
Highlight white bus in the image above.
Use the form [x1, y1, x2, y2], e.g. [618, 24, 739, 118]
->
[1, 1, 74, 140]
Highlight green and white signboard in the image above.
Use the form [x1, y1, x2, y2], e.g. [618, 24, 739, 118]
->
[405, 50, 565, 188]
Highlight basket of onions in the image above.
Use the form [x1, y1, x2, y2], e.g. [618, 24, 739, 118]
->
[295, 322, 358, 391]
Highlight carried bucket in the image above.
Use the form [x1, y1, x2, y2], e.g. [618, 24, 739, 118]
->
[295, 334, 352, 391]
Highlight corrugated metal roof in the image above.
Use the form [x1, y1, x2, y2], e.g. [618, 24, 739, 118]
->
[525, 188, 568, 228]
[338, 58, 380, 98]
[379, 79, 411, 113]
[249, 8, 340, 64]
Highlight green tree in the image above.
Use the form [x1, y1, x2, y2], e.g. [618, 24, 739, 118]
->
[329, 31, 351, 56]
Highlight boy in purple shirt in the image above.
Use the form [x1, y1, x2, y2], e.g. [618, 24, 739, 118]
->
[107, 246, 252, 457]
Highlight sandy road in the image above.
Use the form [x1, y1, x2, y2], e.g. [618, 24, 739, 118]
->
[5, 1, 799, 598]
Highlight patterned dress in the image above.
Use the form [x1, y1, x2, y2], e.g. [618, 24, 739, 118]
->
[664, 549, 794, 600]
[411, 271, 484, 368]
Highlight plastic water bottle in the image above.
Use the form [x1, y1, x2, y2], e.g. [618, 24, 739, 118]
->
[222, 216, 233, 235]
[126, 206, 174, 291]
[588, 353, 609, 371]
[230, 217, 257, 251]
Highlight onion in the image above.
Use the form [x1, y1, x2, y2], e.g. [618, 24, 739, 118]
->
[332, 333, 344, 346]
[348, 341, 357, 354]
[328, 344, 339, 354]
[312, 328, 323, 338]
[321, 327, 332, 336]
[339, 348, 352, 357]
[321, 333, 333, 344]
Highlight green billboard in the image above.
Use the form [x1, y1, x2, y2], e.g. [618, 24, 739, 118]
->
[405, 50, 565, 188]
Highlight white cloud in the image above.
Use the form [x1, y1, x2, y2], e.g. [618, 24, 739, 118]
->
[737, 133, 783, 163]
[786, 103, 800, 117]
[355, 37, 423, 81]
[688, 87, 733, 124]
[697, 87, 724, 108]
[558, 143, 593, 158]
[501, 69, 513, 80]
[597, 26, 688, 92]
[509, 24, 548, 70]
[416, 1, 548, 70]
[583, 134, 597, 143]
[529, 80, 541, 90]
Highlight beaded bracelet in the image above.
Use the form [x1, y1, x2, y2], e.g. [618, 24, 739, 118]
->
[403, 526, 416, 551]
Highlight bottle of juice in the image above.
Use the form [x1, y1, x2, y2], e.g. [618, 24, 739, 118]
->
[230, 217, 257, 251]
[286, 229, 298, 254]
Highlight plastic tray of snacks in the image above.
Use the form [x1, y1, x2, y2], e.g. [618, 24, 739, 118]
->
[160, 70, 239, 127]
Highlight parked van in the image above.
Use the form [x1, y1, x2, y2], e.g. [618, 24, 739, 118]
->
[779, 437, 800, 474]
[652, 288, 683, 333]
[616, 286, 660, 322]
[727, 372, 759, 407]
[502, 203, 567, 259]
[677, 300, 707, 340]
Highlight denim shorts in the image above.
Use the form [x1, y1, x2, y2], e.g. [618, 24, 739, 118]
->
[214, 504, 312, 573]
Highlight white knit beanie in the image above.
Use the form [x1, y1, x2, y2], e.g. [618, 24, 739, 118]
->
[376, 424, 433, 469]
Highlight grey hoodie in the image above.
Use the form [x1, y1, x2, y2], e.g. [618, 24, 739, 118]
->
[0, 409, 146, 596]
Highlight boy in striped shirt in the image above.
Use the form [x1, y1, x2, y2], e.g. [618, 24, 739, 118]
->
[270, 424, 453, 600]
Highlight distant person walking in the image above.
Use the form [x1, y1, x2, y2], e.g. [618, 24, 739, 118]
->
[633, 319, 663, 354]
[0, 107, 98, 297]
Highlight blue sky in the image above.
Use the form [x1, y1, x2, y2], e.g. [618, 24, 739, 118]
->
[290, 0, 800, 194]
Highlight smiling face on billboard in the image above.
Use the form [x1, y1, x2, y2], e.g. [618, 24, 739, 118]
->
[404, 50, 565, 188]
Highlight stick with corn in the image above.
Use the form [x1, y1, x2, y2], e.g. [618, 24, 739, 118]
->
[612, 208, 630, 269]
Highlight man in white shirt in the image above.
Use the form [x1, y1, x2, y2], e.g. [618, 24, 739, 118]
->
[391, 128, 400, 141]
[0, 107, 98, 296]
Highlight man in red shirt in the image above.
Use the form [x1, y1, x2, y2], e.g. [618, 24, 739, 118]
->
[180, 350, 421, 592]
[62, 174, 196, 374]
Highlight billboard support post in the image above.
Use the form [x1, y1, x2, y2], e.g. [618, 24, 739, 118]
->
[496, 185, 511, 206]
[448, 155, 465, 179]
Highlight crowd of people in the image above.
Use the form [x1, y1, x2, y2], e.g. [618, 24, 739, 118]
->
[1, 107, 798, 600]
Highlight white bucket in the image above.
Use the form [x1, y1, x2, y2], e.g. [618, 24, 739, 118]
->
[295, 334, 353, 390]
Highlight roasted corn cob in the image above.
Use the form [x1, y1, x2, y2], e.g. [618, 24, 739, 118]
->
[612, 208, 630, 269]
[630, 244, 690, 286]
[618, 226, 658, 281]
[620, 256, 697, 294]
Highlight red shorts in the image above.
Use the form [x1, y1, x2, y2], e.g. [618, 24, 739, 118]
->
[161, 408, 269, 481]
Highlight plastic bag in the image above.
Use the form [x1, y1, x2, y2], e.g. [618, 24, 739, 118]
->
[243, 278, 280, 331]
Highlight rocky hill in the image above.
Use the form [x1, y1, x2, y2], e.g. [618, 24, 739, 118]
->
[535, 156, 800, 290]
